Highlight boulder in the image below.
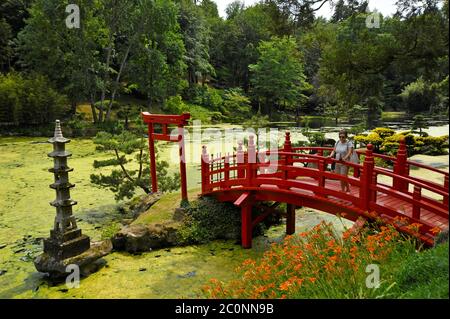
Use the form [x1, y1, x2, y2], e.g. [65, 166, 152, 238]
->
[34, 240, 112, 279]
[111, 222, 179, 253]
[173, 207, 188, 222]
[121, 193, 162, 218]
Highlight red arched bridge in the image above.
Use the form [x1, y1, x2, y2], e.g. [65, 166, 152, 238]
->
[200, 133, 449, 248]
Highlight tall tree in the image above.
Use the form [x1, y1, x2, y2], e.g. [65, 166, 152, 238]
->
[18, 0, 107, 121]
[177, 0, 215, 89]
[249, 37, 311, 118]
[331, 0, 368, 22]
[210, 3, 273, 90]
[0, 19, 13, 72]
[318, 13, 396, 127]
[128, 0, 187, 110]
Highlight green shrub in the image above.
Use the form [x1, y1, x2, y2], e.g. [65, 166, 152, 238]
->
[165, 95, 189, 114]
[177, 197, 242, 244]
[354, 132, 384, 151]
[356, 128, 448, 156]
[221, 88, 252, 122]
[400, 77, 440, 114]
[101, 222, 122, 240]
[302, 127, 326, 146]
[66, 113, 96, 137]
[184, 103, 218, 124]
[177, 197, 270, 245]
[0, 72, 69, 125]
[193, 86, 223, 111]
[94, 99, 120, 111]
[372, 128, 395, 139]
[417, 135, 449, 156]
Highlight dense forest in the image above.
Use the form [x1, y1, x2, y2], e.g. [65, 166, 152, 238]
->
[0, 0, 448, 130]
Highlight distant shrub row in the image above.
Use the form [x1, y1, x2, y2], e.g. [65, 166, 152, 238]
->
[354, 127, 449, 156]
[0, 73, 69, 126]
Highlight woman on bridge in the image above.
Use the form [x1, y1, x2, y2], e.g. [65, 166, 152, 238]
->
[328, 129, 353, 193]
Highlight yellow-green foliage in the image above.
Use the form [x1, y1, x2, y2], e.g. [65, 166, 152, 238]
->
[356, 128, 448, 156]
[421, 136, 449, 148]
[354, 132, 384, 147]
[372, 128, 395, 139]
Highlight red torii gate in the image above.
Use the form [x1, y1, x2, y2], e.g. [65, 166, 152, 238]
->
[141, 112, 191, 201]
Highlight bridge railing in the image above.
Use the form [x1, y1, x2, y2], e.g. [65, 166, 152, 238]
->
[201, 133, 449, 212]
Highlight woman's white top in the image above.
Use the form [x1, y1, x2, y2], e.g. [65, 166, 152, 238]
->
[335, 140, 353, 160]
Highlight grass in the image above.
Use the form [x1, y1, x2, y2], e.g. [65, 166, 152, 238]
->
[381, 112, 408, 122]
[132, 188, 201, 225]
[392, 242, 449, 298]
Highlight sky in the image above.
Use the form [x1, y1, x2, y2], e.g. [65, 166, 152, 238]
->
[214, 0, 398, 19]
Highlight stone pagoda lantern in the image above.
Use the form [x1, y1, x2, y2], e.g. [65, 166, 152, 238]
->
[35, 120, 112, 278]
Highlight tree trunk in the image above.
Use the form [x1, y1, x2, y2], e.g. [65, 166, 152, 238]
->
[70, 100, 77, 116]
[106, 45, 131, 121]
[147, 94, 153, 112]
[90, 95, 98, 124]
[99, 34, 114, 123]
[125, 115, 129, 130]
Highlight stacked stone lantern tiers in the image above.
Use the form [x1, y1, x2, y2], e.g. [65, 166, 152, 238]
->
[44, 120, 90, 260]
[35, 121, 112, 278]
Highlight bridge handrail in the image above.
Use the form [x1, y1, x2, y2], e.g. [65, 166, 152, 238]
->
[292, 147, 333, 152]
[375, 166, 448, 194]
[200, 136, 448, 247]
[207, 147, 447, 175]
[264, 150, 365, 170]
[373, 167, 449, 198]
[364, 152, 397, 163]
[203, 145, 448, 198]
[372, 184, 448, 219]
[406, 160, 449, 176]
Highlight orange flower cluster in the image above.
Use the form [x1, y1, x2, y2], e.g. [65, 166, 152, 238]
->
[202, 220, 413, 299]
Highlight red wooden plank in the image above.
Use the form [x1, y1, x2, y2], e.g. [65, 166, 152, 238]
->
[234, 192, 252, 207]
[142, 112, 190, 125]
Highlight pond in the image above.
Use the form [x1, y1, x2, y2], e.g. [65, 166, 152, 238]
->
[0, 122, 448, 298]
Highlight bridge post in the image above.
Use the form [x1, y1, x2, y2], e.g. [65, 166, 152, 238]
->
[317, 158, 326, 197]
[224, 155, 230, 190]
[286, 204, 296, 235]
[241, 204, 253, 249]
[179, 125, 188, 201]
[394, 138, 408, 192]
[413, 186, 422, 220]
[237, 141, 245, 179]
[371, 171, 378, 204]
[147, 123, 158, 193]
[201, 146, 210, 194]
[247, 136, 257, 187]
[283, 132, 293, 179]
[353, 152, 361, 178]
[283, 132, 292, 153]
[444, 175, 449, 206]
[360, 144, 374, 211]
